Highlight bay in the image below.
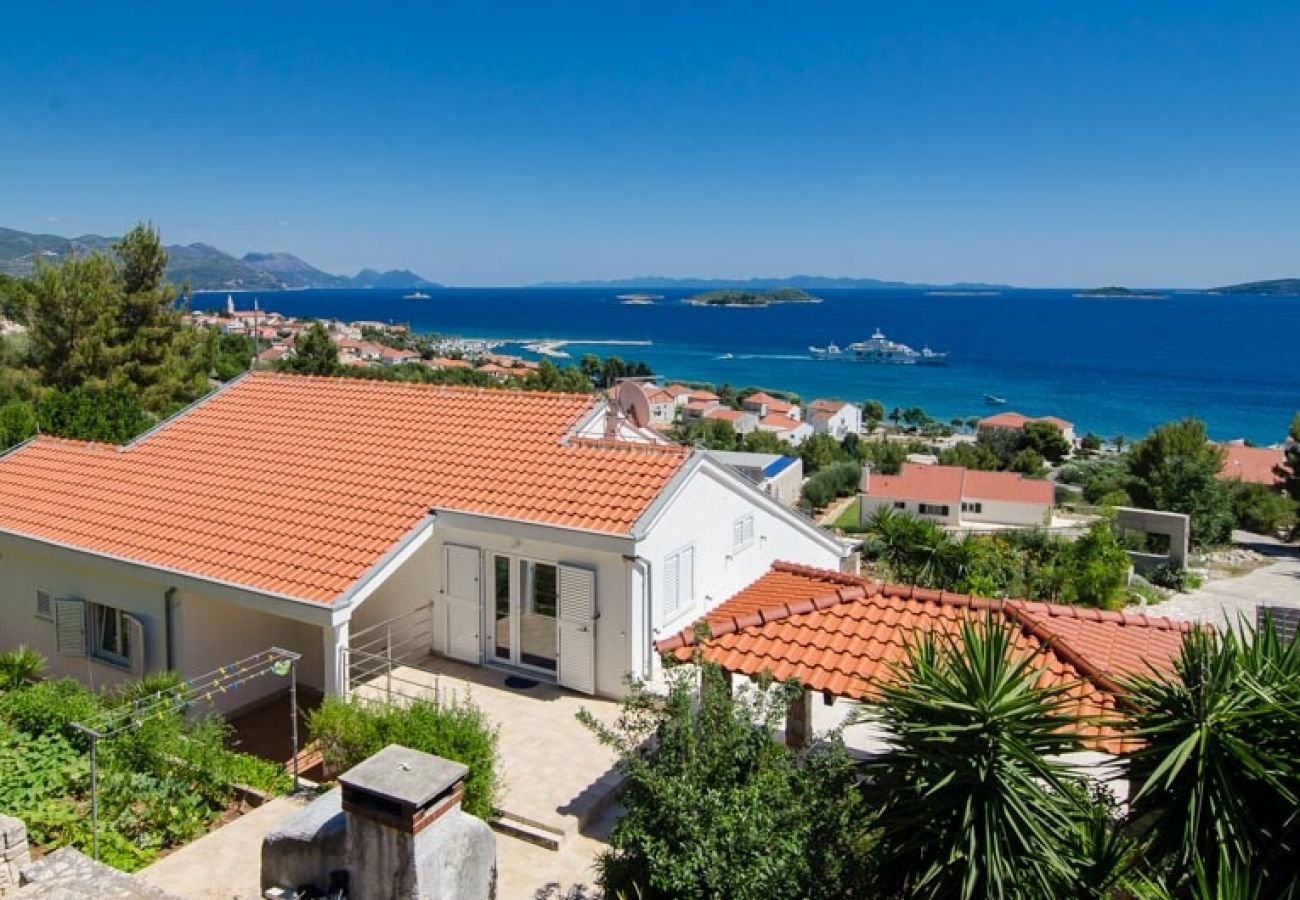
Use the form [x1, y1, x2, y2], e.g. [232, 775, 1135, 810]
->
[193, 287, 1297, 445]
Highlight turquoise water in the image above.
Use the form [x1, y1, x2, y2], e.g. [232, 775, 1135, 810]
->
[194, 288, 1298, 444]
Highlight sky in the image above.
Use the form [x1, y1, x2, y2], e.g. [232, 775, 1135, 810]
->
[1, 1, 1298, 287]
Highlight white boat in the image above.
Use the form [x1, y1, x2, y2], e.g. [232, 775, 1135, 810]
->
[617, 293, 664, 304]
[848, 329, 948, 364]
[402, 290, 431, 300]
[983, 394, 1008, 405]
[808, 342, 842, 357]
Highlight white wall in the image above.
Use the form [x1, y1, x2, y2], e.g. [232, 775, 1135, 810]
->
[636, 462, 844, 675]
[961, 498, 1050, 527]
[858, 494, 960, 526]
[348, 521, 634, 698]
[0, 538, 325, 711]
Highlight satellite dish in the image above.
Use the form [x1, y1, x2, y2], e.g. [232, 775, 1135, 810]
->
[617, 381, 652, 429]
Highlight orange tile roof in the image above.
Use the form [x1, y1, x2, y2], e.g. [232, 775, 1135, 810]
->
[758, 413, 804, 431]
[1217, 443, 1285, 486]
[0, 373, 691, 605]
[703, 408, 750, 423]
[658, 562, 1194, 753]
[743, 392, 793, 414]
[867, 463, 1052, 506]
[978, 411, 1074, 432]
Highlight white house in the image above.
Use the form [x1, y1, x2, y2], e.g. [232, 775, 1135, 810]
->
[755, 414, 814, 446]
[741, 391, 801, 422]
[0, 373, 849, 713]
[858, 463, 1053, 528]
[709, 451, 804, 506]
[806, 399, 862, 440]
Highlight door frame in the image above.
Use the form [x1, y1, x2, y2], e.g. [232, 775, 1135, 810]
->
[485, 551, 561, 678]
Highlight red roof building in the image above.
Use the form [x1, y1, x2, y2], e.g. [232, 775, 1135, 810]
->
[658, 562, 1194, 753]
[1217, 443, 1286, 486]
[978, 411, 1076, 443]
[860, 462, 1053, 528]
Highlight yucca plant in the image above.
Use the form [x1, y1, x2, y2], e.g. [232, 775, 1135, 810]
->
[1122, 619, 1300, 897]
[859, 616, 1093, 900]
[0, 645, 46, 690]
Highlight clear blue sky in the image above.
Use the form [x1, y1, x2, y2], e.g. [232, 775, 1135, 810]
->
[2, 1, 1297, 287]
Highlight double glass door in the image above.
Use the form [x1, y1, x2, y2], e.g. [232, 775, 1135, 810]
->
[490, 555, 559, 673]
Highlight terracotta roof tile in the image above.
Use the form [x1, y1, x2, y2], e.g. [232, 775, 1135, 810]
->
[1217, 443, 1285, 486]
[0, 373, 690, 605]
[658, 562, 1195, 753]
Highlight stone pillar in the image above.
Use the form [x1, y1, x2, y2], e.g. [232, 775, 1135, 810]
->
[785, 686, 812, 750]
[339, 745, 496, 900]
[0, 815, 30, 897]
[323, 619, 350, 698]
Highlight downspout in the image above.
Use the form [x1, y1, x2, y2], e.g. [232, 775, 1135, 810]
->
[630, 555, 654, 680]
[164, 587, 177, 671]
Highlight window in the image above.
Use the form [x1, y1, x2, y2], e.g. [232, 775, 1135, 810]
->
[732, 514, 755, 553]
[35, 590, 52, 620]
[91, 603, 131, 667]
[893, 501, 906, 510]
[918, 504, 950, 517]
[962, 501, 983, 514]
[663, 545, 696, 620]
[523, 560, 558, 618]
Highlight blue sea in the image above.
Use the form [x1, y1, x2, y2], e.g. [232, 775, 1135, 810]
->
[193, 288, 1297, 445]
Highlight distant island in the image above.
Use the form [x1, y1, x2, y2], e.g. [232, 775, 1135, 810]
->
[0, 226, 439, 292]
[686, 288, 822, 307]
[1074, 286, 1168, 299]
[1212, 278, 1300, 296]
[534, 275, 1011, 291]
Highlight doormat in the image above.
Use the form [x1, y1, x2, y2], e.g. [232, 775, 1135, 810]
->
[504, 675, 540, 690]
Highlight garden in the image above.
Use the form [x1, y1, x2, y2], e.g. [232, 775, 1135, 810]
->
[0, 647, 291, 872]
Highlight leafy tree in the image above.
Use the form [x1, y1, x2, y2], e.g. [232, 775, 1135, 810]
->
[938, 441, 1001, 471]
[1009, 447, 1047, 477]
[863, 398, 885, 430]
[1128, 418, 1233, 547]
[578, 353, 601, 385]
[1023, 420, 1072, 463]
[1080, 432, 1103, 453]
[1065, 520, 1130, 609]
[799, 432, 846, 473]
[861, 617, 1094, 900]
[674, 418, 737, 451]
[901, 406, 929, 429]
[278, 322, 341, 376]
[579, 662, 871, 900]
[888, 406, 902, 429]
[203, 328, 255, 381]
[858, 438, 907, 475]
[1123, 623, 1300, 897]
[36, 385, 150, 444]
[977, 426, 1027, 469]
[1280, 412, 1300, 503]
[1228, 480, 1295, 535]
[0, 399, 37, 449]
[799, 460, 861, 511]
[740, 428, 785, 454]
[599, 355, 626, 387]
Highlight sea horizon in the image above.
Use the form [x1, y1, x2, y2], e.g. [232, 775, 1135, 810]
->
[194, 287, 1297, 446]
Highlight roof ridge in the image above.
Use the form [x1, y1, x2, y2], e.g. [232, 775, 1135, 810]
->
[245, 370, 601, 402]
[1000, 601, 1127, 697]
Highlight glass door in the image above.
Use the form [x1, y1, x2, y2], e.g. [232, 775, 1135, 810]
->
[487, 554, 558, 674]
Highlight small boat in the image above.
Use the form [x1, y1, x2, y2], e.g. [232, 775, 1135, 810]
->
[983, 394, 1007, 405]
[617, 293, 664, 304]
[716, 352, 734, 360]
[808, 342, 842, 357]
[402, 290, 431, 300]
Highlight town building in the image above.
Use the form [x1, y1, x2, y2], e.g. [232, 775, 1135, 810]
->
[708, 451, 804, 506]
[806, 399, 862, 440]
[977, 411, 1076, 445]
[858, 462, 1053, 528]
[1216, 442, 1286, 487]
[755, 413, 814, 446]
[702, 406, 759, 435]
[741, 391, 801, 421]
[0, 373, 848, 711]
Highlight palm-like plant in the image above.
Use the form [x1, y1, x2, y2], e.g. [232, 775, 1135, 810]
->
[0, 644, 46, 690]
[1122, 620, 1300, 896]
[860, 616, 1092, 900]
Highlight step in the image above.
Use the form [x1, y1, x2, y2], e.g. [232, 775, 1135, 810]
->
[491, 811, 566, 852]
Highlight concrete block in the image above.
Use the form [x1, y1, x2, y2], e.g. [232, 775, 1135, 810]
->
[260, 788, 347, 897]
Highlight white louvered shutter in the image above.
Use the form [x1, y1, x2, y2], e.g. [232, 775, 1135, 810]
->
[556, 565, 596, 694]
[444, 545, 483, 663]
[126, 614, 146, 676]
[53, 598, 87, 657]
[664, 552, 681, 618]
[679, 547, 695, 608]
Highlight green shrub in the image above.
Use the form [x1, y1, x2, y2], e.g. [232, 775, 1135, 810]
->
[1146, 562, 1201, 592]
[800, 460, 861, 510]
[308, 696, 499, 819]
[0, 677, 97, 737]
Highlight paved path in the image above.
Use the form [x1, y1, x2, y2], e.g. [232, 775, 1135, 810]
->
[1139, 533, 1300, 631]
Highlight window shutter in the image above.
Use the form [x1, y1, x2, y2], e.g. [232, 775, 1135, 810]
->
[680, 547, 695, 607]
[126, 614, 146, 677]
[557, 565, 596, 694]
[53, 598, 87, 657]
[664, 552, 680, 617]
[35, 590, 52, 619]
[557, 565, 596, 624]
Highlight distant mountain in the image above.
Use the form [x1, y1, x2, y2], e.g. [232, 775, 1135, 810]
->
[0, 226, 439, 291]
[1212, 278, 1300, 296]
[529, 274, 1011, 290]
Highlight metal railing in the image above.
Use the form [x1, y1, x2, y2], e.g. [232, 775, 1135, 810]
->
[344, 601, 437, 702]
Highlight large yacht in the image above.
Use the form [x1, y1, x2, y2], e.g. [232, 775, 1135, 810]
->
[848, 329, 948, 365]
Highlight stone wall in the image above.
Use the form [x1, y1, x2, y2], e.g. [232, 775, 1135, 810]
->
[0, 816, 30, 896]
